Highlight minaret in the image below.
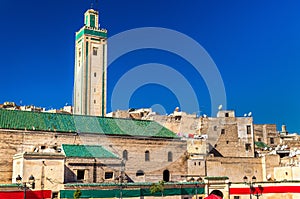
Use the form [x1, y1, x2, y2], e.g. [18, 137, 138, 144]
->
[73, 9, 107, 116]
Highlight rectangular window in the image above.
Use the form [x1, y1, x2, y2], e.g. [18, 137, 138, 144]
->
[105, 172, 114, 179]
[221, 129, 225, 134]
[145, 151, 150, 161]
[93, 47, 98, 56]
[77, 170, 85, 180]
[270, 137, 274, 144]
[245, 143, 251, 151]
[258, 138, 261, 142]
[247, 125, 251, 134]
[168, 151, 173, 162]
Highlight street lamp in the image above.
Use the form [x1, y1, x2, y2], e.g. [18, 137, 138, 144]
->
[16, 174, 35, 199]
[243, 176, 263, 199]
[115, 160, 128, 199]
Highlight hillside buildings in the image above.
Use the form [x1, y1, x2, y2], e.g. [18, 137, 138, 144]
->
[1, 5, 300, 199]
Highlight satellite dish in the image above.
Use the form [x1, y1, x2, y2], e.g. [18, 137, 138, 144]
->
[218, 104, 223, 110]
[248, 112, 252, 117]
[244, 114, 247, 117]
[203, 114, 207, 118]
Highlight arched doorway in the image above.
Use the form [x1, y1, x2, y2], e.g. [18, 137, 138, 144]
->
[163, 170, 170, 182]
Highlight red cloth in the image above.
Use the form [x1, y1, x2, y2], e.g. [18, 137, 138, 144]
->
[204, 194, 223, 199]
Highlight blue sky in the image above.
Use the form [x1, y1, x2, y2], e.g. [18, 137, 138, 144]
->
[0, 1, 300, 133]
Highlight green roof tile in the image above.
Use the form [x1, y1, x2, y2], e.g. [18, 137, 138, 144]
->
[0, 109, 177, 138]
[62, 144, 118, 158]
[255, 141, 269, 148]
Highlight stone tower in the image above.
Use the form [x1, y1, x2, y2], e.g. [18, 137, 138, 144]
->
[73, 9, 107, 116]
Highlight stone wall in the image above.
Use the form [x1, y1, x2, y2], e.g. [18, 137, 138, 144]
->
[0, 129, 187, 184]
[206, 157, 263, 182]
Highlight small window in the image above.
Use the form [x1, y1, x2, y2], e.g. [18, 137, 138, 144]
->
[270, 137, 274, 144]
[221, 129, 225, 134]
[194, 162, 196, 166]
[168, 151, 173, 162]
[104, 172, 113, 179]
[247, 125, 251, 135]
[77, 170, 85, 180]
[123, 150, 128, 161]
[258, 138, 261, 142]
[78, 49, 81, 57]
[94, 88, 96, 92]
[93, 47, 98, 55]
[234, 196, 240, 199]
[198, 162, 201, 166]
[94, 72, 96, 77]
[41, 145, 46, 150]
[226, 140, 229, 144]
[225, 112, 229, 117]
[145, 150, 150, 161]
[245, 143, 251, 151]
[94, 100, 96, 104]
[214, 126, 217, 131]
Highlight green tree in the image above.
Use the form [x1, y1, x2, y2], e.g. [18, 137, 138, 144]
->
[150, 180, 165, 197]
[73, 189, 82, 199]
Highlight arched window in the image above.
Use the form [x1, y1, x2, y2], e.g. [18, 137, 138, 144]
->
[168, 151, 173, 162]
[136, 170, 145, 177]
[123, 150, 128, 161]
[145, 150, 150, 161]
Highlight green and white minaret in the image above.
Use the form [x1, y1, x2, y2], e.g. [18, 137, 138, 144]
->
[73, 9, 107, 116]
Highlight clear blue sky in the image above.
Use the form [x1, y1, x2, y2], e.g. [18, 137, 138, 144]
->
[0, 0, 300, 133]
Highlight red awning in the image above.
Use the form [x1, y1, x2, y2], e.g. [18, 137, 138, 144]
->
[0, 190, 52, 199]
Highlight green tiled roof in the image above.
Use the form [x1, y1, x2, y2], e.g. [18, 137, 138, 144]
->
[255, 141, 269, 148]
[0, 109, 177, 138]
[62, 144, 118, 158]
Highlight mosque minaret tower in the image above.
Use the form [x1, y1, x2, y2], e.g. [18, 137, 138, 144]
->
[73, 9, 107, 116]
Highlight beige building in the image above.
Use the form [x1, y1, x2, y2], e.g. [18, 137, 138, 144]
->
[73, 9, 107, 116]
[0, 109, 187, 188]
